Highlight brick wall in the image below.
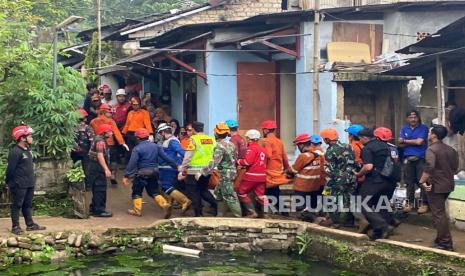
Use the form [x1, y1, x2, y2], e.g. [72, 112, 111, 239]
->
[129, 0, 283, 38]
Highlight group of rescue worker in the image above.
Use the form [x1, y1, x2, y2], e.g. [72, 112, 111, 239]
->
[5, 82, 404, 240]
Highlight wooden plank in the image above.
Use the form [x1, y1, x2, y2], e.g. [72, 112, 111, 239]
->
[259, 40, 299, 58]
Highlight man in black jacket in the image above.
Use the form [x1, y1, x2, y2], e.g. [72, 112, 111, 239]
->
[6, 125, 46, 235]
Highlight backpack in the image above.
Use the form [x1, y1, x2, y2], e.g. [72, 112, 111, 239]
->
[380, 155, 401, 182]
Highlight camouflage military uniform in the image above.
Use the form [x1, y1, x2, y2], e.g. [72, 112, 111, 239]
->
[203, 139, 241, 217]
[324, 141, 357, 225]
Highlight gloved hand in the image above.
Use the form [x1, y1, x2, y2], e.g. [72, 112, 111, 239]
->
[313, 150, 323, 156]
[122, 144, 129, 151]
[194, 172, 202, 181]
[322, 187, 331, 196]
[149, 135, 154, 142]
[122, 177, 130, 186]
[178, 172, 186, 181]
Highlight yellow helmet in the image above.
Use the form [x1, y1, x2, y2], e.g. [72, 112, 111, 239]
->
[214, 122, 230, 135]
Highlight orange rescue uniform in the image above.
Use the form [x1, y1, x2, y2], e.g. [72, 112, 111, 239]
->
[290, 150, 325, 192]
[122, 109, 153, 134]
[90, 115, 125, 146]
[263, 133, 290, 187]
[351, 140, 364, 165]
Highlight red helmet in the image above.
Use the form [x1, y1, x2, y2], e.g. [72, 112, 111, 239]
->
[99, 103, 111, 112]
[135, 128, 150, 139]
[374, 127, 392, 142]
[78, 108, 88, 117]
[261, 120, 277, 129]
[96, 124, 113, 135]
[12, 125, 33, 141]
[294, 134, 312, 144]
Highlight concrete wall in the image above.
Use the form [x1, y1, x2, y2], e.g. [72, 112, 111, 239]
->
[295, 22, 314, 136]
[34, 159, 73, 194]
[383, 10, 465, 52]
[279, 60, 296, 154]
[200, 46, 262, 135]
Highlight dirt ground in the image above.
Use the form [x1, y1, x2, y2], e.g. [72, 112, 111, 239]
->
[0, 180, 464, 253]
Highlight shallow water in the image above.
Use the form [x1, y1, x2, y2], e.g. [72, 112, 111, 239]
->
[1, 251, 354, 275]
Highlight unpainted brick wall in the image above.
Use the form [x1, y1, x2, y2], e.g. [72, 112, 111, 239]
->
[134, 0, 283, 37]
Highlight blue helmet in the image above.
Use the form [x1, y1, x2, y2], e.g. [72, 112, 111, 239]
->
[345, 124, 364, 136]
[225, 119, 239, 128]
[310, 134, 322, 144]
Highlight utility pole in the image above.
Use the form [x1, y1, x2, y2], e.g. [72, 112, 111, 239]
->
[97, 0, 102, 67]
[312, 0, 320, 133]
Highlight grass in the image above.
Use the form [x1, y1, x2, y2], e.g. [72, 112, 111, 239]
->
[0, 193, 74, 218]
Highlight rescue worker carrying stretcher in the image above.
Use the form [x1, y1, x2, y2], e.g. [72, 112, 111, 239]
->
[123, 128, 178, 218]
[158, 123, 192, 214]
[237, 129, 267, 218]
[202, 123, 242, 217]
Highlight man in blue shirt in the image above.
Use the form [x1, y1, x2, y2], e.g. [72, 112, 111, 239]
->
[122, 128, 177, 218]
[399, 110, 429, 214]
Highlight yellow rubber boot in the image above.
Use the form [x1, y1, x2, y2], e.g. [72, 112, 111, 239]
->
[128, 198, 142, 216]
[154, 195, 172, 219]
[170, 190, 192, 214]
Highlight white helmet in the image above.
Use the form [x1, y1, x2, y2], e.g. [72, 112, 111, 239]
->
[245, 129, 261, 140]
[116, 88, 126, 96]
[157, 123, 171, 133]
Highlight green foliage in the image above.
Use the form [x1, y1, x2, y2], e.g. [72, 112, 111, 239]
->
[32, 194, 74, 218]
[0, 0, 86, 160]
[0, 148, 10, 189]
[295, 233, 312, 255]
[0, 55, 84, 159]
[83, 32, 99, 84]
[66, 161, 85, 183]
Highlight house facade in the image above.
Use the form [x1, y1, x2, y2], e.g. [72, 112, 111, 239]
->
[62, 1, 465, 153]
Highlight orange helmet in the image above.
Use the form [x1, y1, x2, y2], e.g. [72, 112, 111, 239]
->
[320, 128, 339, 141]
[374, 127, 392, 142]
[135, 128, 150, 139]
[96, 124, 112, 135]
[214, 122, 230, 135]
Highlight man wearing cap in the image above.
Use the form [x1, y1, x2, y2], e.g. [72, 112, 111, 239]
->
[179, 122, 218, 216]
[261, 120, 290, 215]
[320, 128, 357, 227]
[122, 97, 153, 153]
[355, 128, 395, 239]
[113, 89, 130, 129]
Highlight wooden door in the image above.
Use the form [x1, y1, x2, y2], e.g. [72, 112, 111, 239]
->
[237, 62, 278, 132]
